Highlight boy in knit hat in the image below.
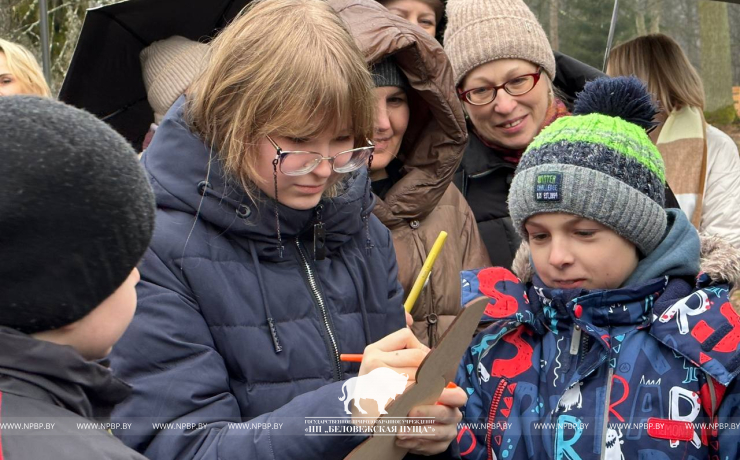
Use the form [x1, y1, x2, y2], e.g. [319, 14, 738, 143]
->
[0, 96, 154, 459]
[455, 77, 740, 460]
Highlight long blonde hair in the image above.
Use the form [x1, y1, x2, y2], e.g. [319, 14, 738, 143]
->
[187, 0, 376, 197]
[0, 39, 51, 97]
[607, 34, 704, 113]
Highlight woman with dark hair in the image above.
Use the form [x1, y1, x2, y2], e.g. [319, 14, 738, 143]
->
[335, 0, 490, 348]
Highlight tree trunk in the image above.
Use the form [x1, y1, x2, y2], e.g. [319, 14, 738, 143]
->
[549, 0, 559, 50]
[635, 0, 647, 36]
[635, 13, 646, 36]
[699, 1, 735, 118]
[648, 0, 661, 33]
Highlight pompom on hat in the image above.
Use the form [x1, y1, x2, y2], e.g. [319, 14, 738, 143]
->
[0, 96, 155, 333]
[444, 0, 556, 87]
[140, 35, 209, 123]
[508, 76, 667, 256]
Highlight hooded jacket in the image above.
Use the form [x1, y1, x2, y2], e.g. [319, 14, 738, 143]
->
[331, 0, 490, 347]
[108, 97, 407, 460]
[0, 327, 146, 459]
[455, 210, 740, 460]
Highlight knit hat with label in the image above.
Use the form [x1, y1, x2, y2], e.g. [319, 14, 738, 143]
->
[140, 35, 209, 123]
[508, 76, 667, 256]
[444, 0, 556, 87]
[0, 96, 155, 333]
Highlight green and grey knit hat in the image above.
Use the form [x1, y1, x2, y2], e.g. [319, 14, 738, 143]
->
[508, 76, 667, 255]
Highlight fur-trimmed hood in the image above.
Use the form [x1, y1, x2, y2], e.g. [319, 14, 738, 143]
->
[512, 232, 740, 292]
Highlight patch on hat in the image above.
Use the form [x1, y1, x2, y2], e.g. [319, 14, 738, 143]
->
[535, 172, 562, 202]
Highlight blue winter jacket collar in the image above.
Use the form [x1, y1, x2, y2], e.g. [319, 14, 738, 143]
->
[145, 96, 375, 261]
[624, 208, 700, 285]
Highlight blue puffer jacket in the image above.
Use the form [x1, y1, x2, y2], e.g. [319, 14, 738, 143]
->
[109, 97, 406, 459]
[456, 211, 740, 460]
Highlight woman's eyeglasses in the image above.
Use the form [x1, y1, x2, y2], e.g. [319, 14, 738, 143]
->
[267, 136, 375, 176]
[458, 68, 543, 106]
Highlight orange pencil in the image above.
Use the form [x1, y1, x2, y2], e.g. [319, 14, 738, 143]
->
[340, 354, 363, 362]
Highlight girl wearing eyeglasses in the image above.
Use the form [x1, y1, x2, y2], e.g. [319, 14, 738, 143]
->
[107, 1, 463, 458]
[443, 0, 570, 269]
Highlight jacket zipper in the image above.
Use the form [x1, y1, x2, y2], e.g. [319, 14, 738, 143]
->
[296, 238, 342, 381]
[569, 325, 582, 356]
[600, 366, 614, 460]
[578, 331, 590, 369]
[486, 378, 509, 460]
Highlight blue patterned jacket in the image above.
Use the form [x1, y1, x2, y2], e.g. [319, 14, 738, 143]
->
[456, 263, 740, 460]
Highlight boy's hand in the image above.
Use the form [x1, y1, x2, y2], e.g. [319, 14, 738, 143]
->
[396, 386, 466, 456]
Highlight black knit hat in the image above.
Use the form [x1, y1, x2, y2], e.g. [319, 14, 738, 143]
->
[371, 56, 409, 90]
[0, 96, 156, 333]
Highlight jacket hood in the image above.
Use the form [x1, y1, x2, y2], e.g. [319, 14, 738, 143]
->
[512, 209, 740, 288]
[143, 96, 375, 260]
[0, 327, 131, 421]
[330, 0, 467, 224]
[624, 209, 700, 285]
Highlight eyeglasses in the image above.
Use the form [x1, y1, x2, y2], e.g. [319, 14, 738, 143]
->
[458, 68, 543, 106]
[267, 135, 375, 176]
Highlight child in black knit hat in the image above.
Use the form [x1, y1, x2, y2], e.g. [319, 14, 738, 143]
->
[0, 96, 153, 459]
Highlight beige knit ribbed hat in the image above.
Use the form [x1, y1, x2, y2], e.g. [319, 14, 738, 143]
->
[140, 36, 209, 123]
[444, 0, 556, 87]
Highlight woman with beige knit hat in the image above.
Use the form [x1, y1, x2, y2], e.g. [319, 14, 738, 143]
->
[138, 36, 209, 150]
[445, 0, 570, 269]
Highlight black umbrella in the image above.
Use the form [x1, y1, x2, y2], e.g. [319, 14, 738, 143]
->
[59, 0, 251, 150]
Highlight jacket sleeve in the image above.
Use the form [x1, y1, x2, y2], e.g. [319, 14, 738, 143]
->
[701, 125, 740, 250]
[110, 246, 366, 460]
[375, 215, 407, 331]
[715, 376, 740, 459]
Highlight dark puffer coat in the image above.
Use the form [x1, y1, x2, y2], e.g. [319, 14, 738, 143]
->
[453, 130, 521, 269]
[108, 97, 406, 460]
[0, 327, 146, 459]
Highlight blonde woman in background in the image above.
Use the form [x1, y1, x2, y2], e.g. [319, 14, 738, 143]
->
[608, 34, 740, 249]
[0, 38, 51, 97]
